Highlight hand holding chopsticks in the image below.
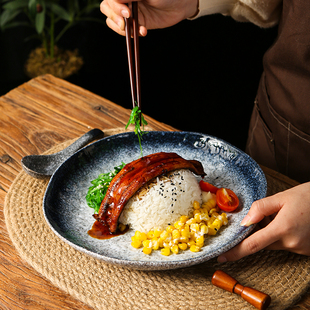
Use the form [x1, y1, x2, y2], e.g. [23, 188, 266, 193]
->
[125, 2, 141, 110]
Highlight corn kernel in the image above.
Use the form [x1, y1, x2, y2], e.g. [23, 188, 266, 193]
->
[193, 200, 200, 210]
[166, 225, 175, 233]
[172, 229, 181, 240]
[163, 240, 170, 247]
[194, 213, 202, 223]
[119, 223, 126, 231]
[174, 221, 184, 229]
[179, 236, 189, 243]
[200, 224, 208, 235]
[190, 231, 196, 239]
[135, 231, 147, 241]
[186, 218, 196, 225]
[131, 240, 142, 248]
[160, 230, 169, 240]
[154, 228, 162, 238]
[142, 240, 151, 248]
[202, 213, 210, 222]
[171, 245, 179, 254]
[143, 247, 152, 255]
[161, 247, 171, 256]
[190, 245, 201, 252]
[196, 235, 204, 246]
[209, 209, 219, 217]
[207, 217, 215, 226]
[178, 243, 188, 251]
[190, 223, 200, 232]
[181, 228, 190, 238]
[193, 209, 201, 216]
[221, 213, 228, 225]
[202, 199, 216, 212]
[151, 238, 159, 250]
[147, 231, 154, 239]
[187, 240, 196, 247]
[179, 215, 189, 223]
[208, 227, 217, 235]
[159, 238, 164, 248]
[184, 224, 190, 232]
[209, 218, 222, 230]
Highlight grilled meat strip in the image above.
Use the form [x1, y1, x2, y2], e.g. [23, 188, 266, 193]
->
[94, 152, 206, 233]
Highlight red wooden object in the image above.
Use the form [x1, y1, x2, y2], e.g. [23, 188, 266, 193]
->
[212, 270, 271, 310]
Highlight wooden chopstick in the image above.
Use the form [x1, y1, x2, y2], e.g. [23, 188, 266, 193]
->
[125, 2, 141, 109]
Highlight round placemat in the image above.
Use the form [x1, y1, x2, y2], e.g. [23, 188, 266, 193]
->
[4, 129, 310, 310]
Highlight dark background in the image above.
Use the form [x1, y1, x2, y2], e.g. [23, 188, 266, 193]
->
[0, 9, 278, 151]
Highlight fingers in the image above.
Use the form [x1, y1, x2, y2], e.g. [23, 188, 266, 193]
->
[101, 0, 148, 36]
[106, 18, 126, 36]
[218, 183, 310, 262]
[101, 0, 130, 33]
[240, 194, 283, 226]
[218, 221, 281, 262]
[218, 194, 285, 262]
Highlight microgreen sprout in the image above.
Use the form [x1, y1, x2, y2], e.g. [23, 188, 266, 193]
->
[125, 105, 148, 157]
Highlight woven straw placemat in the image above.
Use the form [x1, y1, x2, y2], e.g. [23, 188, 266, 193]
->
[4, 128, 310, 310]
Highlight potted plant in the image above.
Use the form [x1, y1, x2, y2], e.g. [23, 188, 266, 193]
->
[0, 0, 103, 78]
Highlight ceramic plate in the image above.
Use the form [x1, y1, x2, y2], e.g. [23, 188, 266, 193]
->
[43, 131, 267, 270]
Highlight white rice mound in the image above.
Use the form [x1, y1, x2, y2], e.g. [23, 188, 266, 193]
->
[119, 169, 202, 233]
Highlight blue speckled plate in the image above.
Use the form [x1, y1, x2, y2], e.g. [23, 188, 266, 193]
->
[43, 131, 267, 270]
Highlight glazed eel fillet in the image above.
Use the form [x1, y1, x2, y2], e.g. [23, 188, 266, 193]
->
[93, 152, 206, 233]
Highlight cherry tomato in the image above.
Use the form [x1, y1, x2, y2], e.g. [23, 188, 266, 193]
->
[216, 188, 239, 212]
[199, 180, 219, 193]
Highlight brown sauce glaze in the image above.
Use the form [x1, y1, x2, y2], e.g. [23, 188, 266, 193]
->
[88, 220, 129, 240]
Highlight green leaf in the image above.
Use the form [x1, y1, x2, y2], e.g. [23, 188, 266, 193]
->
[67, 0, 79, 14]
[28, 0, 36, 19]
[83, 2, 100, 14]
[0, 20, 30, 30]
[35, 5, 44, 33]
[48, 3, 71, 21]
[0, 9, 21, 28]
[3, 0, 28, 10]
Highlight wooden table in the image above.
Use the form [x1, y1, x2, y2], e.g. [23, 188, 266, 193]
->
[0, 74, 307, 309]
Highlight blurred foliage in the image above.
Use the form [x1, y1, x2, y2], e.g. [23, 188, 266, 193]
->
[0, 0, 103, 58]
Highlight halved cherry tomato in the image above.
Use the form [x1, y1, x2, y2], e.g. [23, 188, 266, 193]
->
[199, 180, 219, 194]
[216, 188, 239, 212]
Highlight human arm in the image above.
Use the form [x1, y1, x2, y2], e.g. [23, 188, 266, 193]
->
[100, 0, 200, 36]
[192, 0, 282, 27]
[100, 0, 282, 36]
[217, 182, 310, 263]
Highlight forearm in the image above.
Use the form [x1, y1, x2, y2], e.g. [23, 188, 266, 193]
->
[190, 0, 282, 28]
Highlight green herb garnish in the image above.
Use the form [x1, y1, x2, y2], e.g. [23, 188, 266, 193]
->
[126, 105, 148, 157]
[86, 162, 126, 213]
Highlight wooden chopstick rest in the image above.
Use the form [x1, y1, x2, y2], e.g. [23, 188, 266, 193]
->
[212, 270, 271, 310]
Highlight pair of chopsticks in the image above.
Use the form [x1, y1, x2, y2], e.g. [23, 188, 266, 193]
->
[125, 2, 141, 110]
